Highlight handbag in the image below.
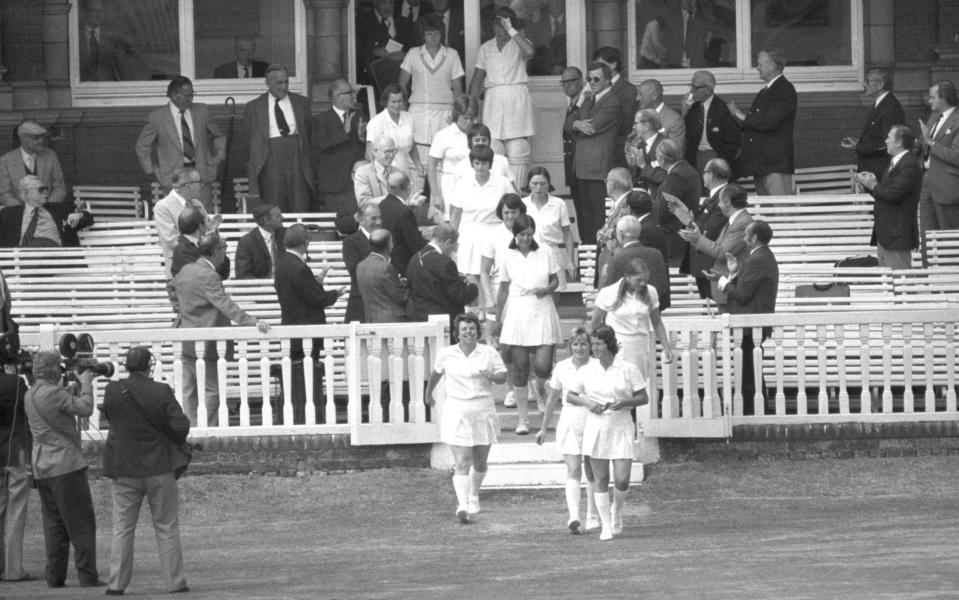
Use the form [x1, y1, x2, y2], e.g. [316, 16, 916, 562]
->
[120, 383, 197, 480]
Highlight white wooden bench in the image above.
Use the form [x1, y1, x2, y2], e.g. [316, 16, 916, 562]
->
[737, 164, 861, 195]
[73, 185, 147, 221]
[925, 229, 959, 268]
[151, 181, 222, 214]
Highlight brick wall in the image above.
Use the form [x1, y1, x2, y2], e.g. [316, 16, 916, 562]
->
[895, 0, 938, 63]
[0, 0, 43, 82]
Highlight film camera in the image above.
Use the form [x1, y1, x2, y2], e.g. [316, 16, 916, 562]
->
[0, 331, 32, 375]
[59, 333, 117, 380]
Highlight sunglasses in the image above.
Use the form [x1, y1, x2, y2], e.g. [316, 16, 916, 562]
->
[586, 76, 604, 83]
[32, 186, 49, 193]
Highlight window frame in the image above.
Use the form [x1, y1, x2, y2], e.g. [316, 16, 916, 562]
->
[626, 0, 864, 95]
[69, 0, 308, 107]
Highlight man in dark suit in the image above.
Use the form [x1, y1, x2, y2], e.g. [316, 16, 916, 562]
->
[603, 216, 671, 312]
[342, 203, 381, 323]
[648, 139, 701, 265]
[169, 208, 230, 314]
[0, 175, 93, 248]
[274, 224, 344, 424]
[101, 347, 190, 595]
[78, 0, 130, 81]
[357, 229, 409, 323]
[380, 171, 426, 274]
[918, 79, 959, 235]
[0, 343, 33, 582]
[591, 47, 636, 168]
[841, 68, 905, 177]
[356, 0, 415, 87]
[213, 37, 268, 79]
[676, 158, 730, 299]
[707, 220, 778, 414]
[855, 125, 922, 270]
[395, 0, 432, 23]
[243, 64, 314, 212]
[560, 67, 586, 199]
[406, 223, 478, 333]
[235, 203, 285, 279]
[572, 62, 622, 244]
[682, 70, 742, 177]
[729, 49, 797, 196]
[625, 189, 669, 264]
[625, 109, 665, 192]
[316, 79, 367, 219]
[525, 0, 567, 76]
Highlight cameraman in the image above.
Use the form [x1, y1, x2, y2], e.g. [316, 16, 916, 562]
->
[23, 350, 103, 589]
[0, 344, 34, 582]
[102, 347, 190, 595]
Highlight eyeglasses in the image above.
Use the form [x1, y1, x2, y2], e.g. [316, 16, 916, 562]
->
[560, 78, 579, 85]
[586, 77, 604, 83]
[336, 89, 355, 96]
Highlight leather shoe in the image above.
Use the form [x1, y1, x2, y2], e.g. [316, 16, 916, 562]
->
[105, 590, 124, 596]
[81, 579, 108, 587]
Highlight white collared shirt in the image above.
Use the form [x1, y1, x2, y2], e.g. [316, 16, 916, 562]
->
[699, 94, 714, 150]
[765, 73, 783, 89]
[889, 149, 909, 170]
[19, 148, 35, 173]
[268, 94, 297, 138]
[874, 91, 889, 108]
[169, 101, 193, 147]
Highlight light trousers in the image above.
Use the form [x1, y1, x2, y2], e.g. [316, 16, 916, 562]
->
[0, 466, 30, 580]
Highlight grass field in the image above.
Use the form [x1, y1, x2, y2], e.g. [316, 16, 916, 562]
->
[6, 456, 959, 600]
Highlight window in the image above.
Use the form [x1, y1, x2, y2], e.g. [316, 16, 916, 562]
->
[628, 0, 863, 93]
[479, 0, 568, 76]
[70, 0, 307, 107]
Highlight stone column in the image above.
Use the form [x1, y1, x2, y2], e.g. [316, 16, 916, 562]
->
[588, 0, 627, 73]
[42, 0, 71, 108]
[306, 0, 348, 99]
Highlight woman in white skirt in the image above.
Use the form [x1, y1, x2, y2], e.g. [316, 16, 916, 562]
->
[453, 123, 516, 190]
[426, 313, 508, 524]
[494, 214, 563, 434]
[570, 325, 648, 541]
[366, 83, 424, 193]
[428, 95, 478, 220]
[536, 328, 600, 534]
[522, 167, 576, 291]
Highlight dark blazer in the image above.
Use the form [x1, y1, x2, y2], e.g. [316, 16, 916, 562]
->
[101, 372, 190, 478]
[681, 186, 728, 299]
[406, 245, 478, 329]
[724, 245, 779, 315]
[606, 242, 671, 312]
[638, 214, 670, 264]
[315, 109, 367, 196]
[0, 203, 94, 248]
[633, 133, 666, 192]
[379, 194, 425, 274]
[856, 93, 906, 176]
[394, 0, 433, 23]
[342, 230, 371, 323]
[78, 23, 130, 81]
[869, 151, 922, 251]
[0, 373, 30, 468]
[235, 226, 286, 279]
[562, 98, 582, 186]
[357, 252, 409, 323]
[243, 91, 314, 198]
[609, 77, 638, 168]
[274, 251, 340, 326]
[683, 94, 742, 173]
[171, 234, 230, 280]
[656, 160, 701, 234]
[573, 91, 622, 181]
[741, 75, 797, 178]
[356, 7, 415, 85]
[213, 59, 268, 79]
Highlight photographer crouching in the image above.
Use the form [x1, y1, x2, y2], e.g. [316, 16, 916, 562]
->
[101, 346, 190, 596]
[23, 350, 103, 588]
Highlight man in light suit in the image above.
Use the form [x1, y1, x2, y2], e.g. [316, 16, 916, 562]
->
[154, 168, 207, 278]
[354, 136, 398, 204]
[679, 182, 752, 310]
[591, 47, 636, 168]
[317, 79, 367, 217]
[729, 49, 797, 196]
[637, 78, 686, 152]
[0, 176, 92, 249]
[918, 79, 959, 234]
[677, 158, 730, 299]
[136, 76, 225, 203]
[168, 207, 230, 314]
[212, 36, 268, 79]
[379, 171, 425, 274]
[357, 229, 409, 323]
[682, 70, 741, 177]
[0, 121, 68, 207]
[235, 203, 285, 279]
[841, 68, 905, 177]
[173, 233, 270, 426]
[856, 125, 922, 270]
[244, 64, 315, 213]
[342, 203, 381, 323]
[572, 62, 622, 244]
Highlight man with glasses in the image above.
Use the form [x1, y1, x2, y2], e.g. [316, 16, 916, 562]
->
[154, 168, 209, 278]
[560, 67, 586, 203]
[0, 175, 92, 248]
[681, 70, 741, 177]
[841, 68, 905, 177]
[0, 121, 68, 208]
[136, 76, 225, 205]
[245, 64, 315, 213]
[354, 135, 399, 205]
[316, 79, 367, 219]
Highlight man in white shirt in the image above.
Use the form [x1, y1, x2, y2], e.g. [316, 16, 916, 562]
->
[354, 136, 399, 204]
[918, 79, 959, 234]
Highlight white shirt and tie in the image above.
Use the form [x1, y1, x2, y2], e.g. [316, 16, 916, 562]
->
[268, 94, 297, 138]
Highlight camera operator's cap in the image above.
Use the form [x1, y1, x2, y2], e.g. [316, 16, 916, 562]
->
[18, 121, 47, 137]
[124, 346, 153, 372]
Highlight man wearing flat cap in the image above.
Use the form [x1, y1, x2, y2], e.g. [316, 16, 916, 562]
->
[0, 122, 68, 208]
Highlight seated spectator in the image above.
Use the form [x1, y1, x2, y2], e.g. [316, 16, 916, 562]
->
[354, 136, 400, 205]
[235, 203, 285, 279]
[213, 36, 268, 79]
[0, 175, 92, 248]
[0, 122, 68, 207]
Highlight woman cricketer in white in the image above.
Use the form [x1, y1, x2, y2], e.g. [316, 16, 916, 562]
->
[569, 325, 648, 541]
[535, 328, 600, 534]
[426, 313, 508, 524]
[522, 167, 576, 291]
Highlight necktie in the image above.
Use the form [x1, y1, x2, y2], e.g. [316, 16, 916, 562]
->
[269, 236, 278, 276]
[20, 207, 39, 247]
[275, 99, 290, 136]
[180, 110, 195, 163]
[552, 18, 561, 37]
[89, 29, 99, 69]
[243, 65, 249, 78]
[23, 156, 35, 176]
[925, 114, 943, 161]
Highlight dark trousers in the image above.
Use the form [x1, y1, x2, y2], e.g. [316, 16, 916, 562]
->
[576, 179, 607, 244]
[36, 468, 99, 587]
[260, 135, 312, 212]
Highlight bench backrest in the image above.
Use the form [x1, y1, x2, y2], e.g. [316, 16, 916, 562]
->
[73, 185, 146, 221]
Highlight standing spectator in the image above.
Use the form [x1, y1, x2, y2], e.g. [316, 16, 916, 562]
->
[399, 13, 466, 171]
[343, 203, 381, 323]
[637, 78, 686, 153]
[426, 313, 508, 524]
[676, 157, 731, 300]
[0, 121, 68, 207]
[212, 36, 267, 78]
[728, 49, 797, 196]
[681, 70, 742, 176]
[594, 168, 635, 289]
[406, 223, 478, 332]
[135, 76, 225, 203]
[357, 229, 409, 323]
[396, 0, 431, 26]
[427, 95, 477, 220]
[855, 125, 922, 270]
[624, 109, 665, 191]
[168, 208, 230, 314]
[244, 64, 315, 212]
[918, 80, 959, 233]
[560, 67, 587, 201]
[0, 348, 33, 582]
[522, 167, 576, 289]
[101, 347, 190, 596]
[356, 0, 414, 89]
[601, 216, 671, 313]
[468, 6, 536, 186]
[235, 203, 285, 279]
[591, 47, 636, 168]
[354, 136, 399, 205]
[24, 352, 103, 588]
[366, 84, 424, 191]
[319, 79, 367, 232]
[841, 68, 905, 177]
[625, 190, 669, 265]
[379, 171, 426, 274]
[78, 0, 129, 81]
[649, 139, 702, 265]
[525, 0, 567, 76]
[572, 62, 621, 245]
[154, 168, 207, 278]
[0, 175, 93, 249]
[173, 233, 271, 426]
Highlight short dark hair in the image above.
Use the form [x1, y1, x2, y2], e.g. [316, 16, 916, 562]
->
[591, 325, 619, 354]
[379, 83, 406, 109]
[625, 190, 653, 217]
[167, 75, 192, 98]
[252, 202, 278, 226]
[721, 183, 749, 209]
[495, 193, 526, 220]
[197, 232, 223, 257]
[467, 123, 492, 148]
[749, 220, 773, 245]
[420, 13, 445, 33]
[177, 207, 204, 236]
[468, 144, 495, 166]
[592, 47, 622, 72]
[453, 312, 482, 342]
[124, 346, 153, 373]
[451, 94, 480, 120]
[526, 166, 552, 191]
[508, 214, 539, 251]
[935, 80, 959, 107]
[889, 124, 916, 150]
[586, 62, 612, 82]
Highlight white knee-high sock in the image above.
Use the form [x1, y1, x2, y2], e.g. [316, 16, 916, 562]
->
[565, 479, 581, 521]
[514, 386, 529, 422]
[469, 468, 486, 498]
[585, 481, 599, 519]
[452, 474, 470, 510]
[593, 489, 612, 532]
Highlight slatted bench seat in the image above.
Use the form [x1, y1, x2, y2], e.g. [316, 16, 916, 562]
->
[0, 246, 164, 279]
[925, 229, 959, 268]
[73, 185, 147, 222]
[78, 220, 159, 247]
[737, 164, 861, 195]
